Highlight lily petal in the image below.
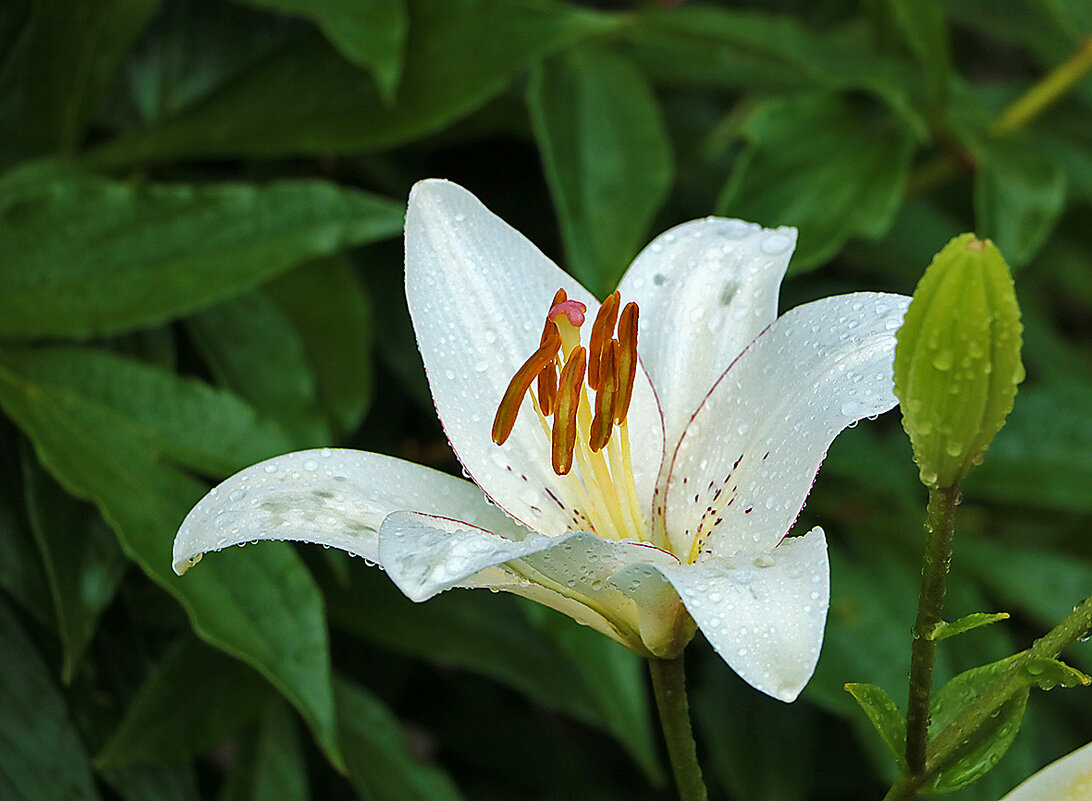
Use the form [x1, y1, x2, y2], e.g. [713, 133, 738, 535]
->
[172, 448, 520, 575]
[999, 741, 1092, 801]
[664, 292, 909, 560]
[617, 218, 795, 445]
[405, 180, 663, 533]
[655, 526, 829, 702]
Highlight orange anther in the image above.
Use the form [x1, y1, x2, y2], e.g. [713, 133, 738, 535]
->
[537, 361, 557, 417]
[551, 346, 586, 475]
[589, 343, 617, 452]
[614, 302, 639, 424]
[551, 288, 568, 307]
[588, 291, 620, 391]
[492, 325, 561, 445]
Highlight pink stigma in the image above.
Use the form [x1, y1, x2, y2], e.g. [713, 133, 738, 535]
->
[548, 299, 587, 327]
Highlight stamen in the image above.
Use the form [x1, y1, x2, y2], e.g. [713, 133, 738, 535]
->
[492, 325, 561, 445]
[551, 288, 568, 307]
[589, 343, 617, 452]
[537, 361, 557, 417]
[614, 302, 639, 424]
[551, 346, 586, 475]
[588, 291, 620, 391]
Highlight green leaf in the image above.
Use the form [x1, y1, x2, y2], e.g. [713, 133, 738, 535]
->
[0, 598, 100, 801]
[882, 0, 950, 101]
[22, 451, 128, 684]
[0, 162, 403, 339]
[20, 0, 158, 154]
[528, 45, 672, 295]
[0, 433, 53, 627]
[264, 256, 375, 437]
[101, 763, 201, 801]
[235, 0, 408, 103]
[927, 658, 1029, 794]
[845, 682, 907, 769]
[716, 92, 915, 271]
[1021, 656, 1091, 690]
[188, 292, 333, 449]
[0, 348, 345, 770]
[522, 601, 663, 784]
[894, 234, 1025, 488]
[219, 702, 310, 801]
[974, 136, 1067, 268]
[929, 612, 1011, 642]
[96, 637, 275, 767]
[89, 0, 618, 165]
[0, 346, 293, 477]
[336, 676, 464, 801]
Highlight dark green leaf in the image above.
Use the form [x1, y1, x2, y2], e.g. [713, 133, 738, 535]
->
[928, 658, 1030, 794]
[0, 163, 403, 339]
[929, 612, 1011, 642]
[336, 676, 464, 801]
[522, 601, 663, 784]
[0, 435, 53, 627]
[528, 45, 672, 295]
[22, 451, 128, 684]
[974, 136, 1066, 268]
[89, 0, 618, 165]
[883, 0, 950, 101]
[101, 763, 201, 801]
[0, 598, 100, 801]
[845, 682, 907, 768]
[264, 256, 374, 437]
[188, 292, 333, 449]
[716, 92, 915, 271]
[0, 349, 344, 769]
[219, 702, 310, 801]
[96, 637, 274, 767]
[20, 0, 158, 154]
[235, 0, 408, 103]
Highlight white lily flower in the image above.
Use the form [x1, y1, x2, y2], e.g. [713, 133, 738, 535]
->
[998, 741, 1092, 801]
[173, 179, 908, 702]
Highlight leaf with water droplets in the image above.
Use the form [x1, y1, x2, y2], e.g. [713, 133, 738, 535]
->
[928, 611, 1010, 641]
[844, 682, 907, 769]
[894, 234, 1024, 488]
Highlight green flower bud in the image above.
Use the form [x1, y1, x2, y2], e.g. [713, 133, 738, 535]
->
[894, 234, 1024, 488]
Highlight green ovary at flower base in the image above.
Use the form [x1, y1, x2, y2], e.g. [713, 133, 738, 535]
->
[172, 180, 909, 703]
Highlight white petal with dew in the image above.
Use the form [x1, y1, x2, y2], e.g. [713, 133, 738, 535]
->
[617, 218, 794, 446]
[405, 179, 663, 535]
[172, 448, 519, 575]
[655, 527, 829, 702]
[665, 292, 909, 559]
[379, 510, 576, 602]
[999, 741, 1092, 801]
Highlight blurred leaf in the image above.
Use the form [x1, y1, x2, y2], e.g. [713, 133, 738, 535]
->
[883, 0, 950, 101]
[698, 664, 816, 801]
[264, 256, 374, 438]
[96, 636, 274, 767]
[0, 346, 292, 477]
[0, 598, 100, 801]
[930, 612, 1010, 642]
[219, 702, 310, 801]
[20, 0, 158, 153]
[974, 136, 1066, 268]
[0, 163, 403, 339]
[528, 44, 672, 295]
[0, 349, 345, 770]
[336, 676, 464, 801]
[22, 451, 128, 684]
[90, 0, 618, 164]
[522, 601, 663, 784]
[716, 92, 915, 271]
[101, 763, 201, 801]
[235, 0, 408, 103]
[960, 538, 1092, 672]
[0, 435, 53, 627]
[845, 682, 907, 769]
[962, 384, 1092, 513]
[188, 293, 333, 449]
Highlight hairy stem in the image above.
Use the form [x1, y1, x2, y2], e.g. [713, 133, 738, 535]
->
[649, 655, 708, 801]
[905, 486, 959, 773]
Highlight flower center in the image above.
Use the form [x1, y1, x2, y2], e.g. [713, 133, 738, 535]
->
[492, 290, 648, 542]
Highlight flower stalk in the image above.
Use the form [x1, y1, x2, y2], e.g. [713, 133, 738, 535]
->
[649, 655, 709, 801]
[905, 485, 960, 773]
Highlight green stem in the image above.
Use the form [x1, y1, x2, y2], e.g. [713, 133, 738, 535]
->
[905, 486, 960, 774]
[884, 595, 1092, 801]
[648, 656, 708, 801]
[991, 36, 1092, 135]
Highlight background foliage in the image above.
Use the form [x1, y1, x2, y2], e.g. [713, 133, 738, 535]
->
[1, 1, 1090, 799]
